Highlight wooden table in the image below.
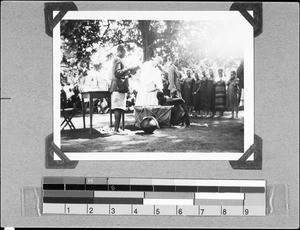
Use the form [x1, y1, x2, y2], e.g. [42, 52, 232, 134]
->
[81, 90, 112, 134]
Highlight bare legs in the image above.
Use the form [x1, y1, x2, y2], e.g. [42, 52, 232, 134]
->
[230, 108, 239, 119]
[114, 109, 122, 132]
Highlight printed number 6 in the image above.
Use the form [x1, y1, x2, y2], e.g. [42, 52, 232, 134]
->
[178, 208, 183, 215]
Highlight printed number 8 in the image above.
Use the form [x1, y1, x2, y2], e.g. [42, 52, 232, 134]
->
[244, 209, 249, 215]
[222, 209, 227, 215]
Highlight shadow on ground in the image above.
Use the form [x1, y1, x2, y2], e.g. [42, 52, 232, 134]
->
[61, 114, 244, 153]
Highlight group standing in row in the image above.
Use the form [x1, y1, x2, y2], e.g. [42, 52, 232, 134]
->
[180, 68, 241, 119]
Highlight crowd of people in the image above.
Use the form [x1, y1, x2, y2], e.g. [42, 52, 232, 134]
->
[61, 44, 244, 135]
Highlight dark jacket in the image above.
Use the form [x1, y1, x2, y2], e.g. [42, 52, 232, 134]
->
[110, 57, 130, 93]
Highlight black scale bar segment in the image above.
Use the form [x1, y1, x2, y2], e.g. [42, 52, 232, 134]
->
[66, 184, 86, 190]
[218, 186, 241, 193]
[197, 186, 219, 192]
[86, 184, 108, 191]
[108, 184, 130, 191]
[153, 185, 175, 192]
[43, 184, 64, 190]
[175, 186, 197, 192]
[43, 197, 93, 204]
[241, 187, 265, 193]
[94, 198, 143, 204]
[130, 185, 153, 191]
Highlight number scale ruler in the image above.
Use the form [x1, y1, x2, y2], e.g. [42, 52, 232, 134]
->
[42, 177, 266, 216]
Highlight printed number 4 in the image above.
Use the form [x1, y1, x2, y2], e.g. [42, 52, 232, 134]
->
[134, 208, 138, 214]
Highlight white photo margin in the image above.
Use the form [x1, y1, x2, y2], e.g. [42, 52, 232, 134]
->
[53, 11, 254, 161]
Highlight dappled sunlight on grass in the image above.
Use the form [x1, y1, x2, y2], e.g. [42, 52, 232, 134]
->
[61, 111, 244, 153]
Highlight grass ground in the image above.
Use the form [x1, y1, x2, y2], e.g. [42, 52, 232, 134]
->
[60, 111, 244, 153]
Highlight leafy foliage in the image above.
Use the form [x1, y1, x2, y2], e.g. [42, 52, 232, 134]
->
[61, 19, 244, 85]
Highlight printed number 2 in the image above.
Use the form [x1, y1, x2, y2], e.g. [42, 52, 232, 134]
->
[89, 207, 93, 214]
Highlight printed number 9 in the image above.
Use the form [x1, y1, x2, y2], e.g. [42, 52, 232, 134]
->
[244, 209, 249, 215]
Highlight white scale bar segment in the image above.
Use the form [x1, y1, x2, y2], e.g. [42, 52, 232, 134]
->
[144, 199, 194, 205]
[195, 193, 244, 200]
[94, 191, 144, 198]
[173, 179, 265, 187]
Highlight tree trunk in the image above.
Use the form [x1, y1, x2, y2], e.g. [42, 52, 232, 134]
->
[138, 20, 151, 62]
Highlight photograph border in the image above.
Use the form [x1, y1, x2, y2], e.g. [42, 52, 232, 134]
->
[53, 10, 254, 161]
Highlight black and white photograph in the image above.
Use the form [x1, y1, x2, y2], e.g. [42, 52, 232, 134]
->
[54, 11, 254, 160]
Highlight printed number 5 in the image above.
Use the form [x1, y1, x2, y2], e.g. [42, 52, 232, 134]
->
[155, 208, 160, 215]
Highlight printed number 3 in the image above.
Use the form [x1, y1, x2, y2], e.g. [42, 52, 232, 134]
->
[111, 208, 115, 214]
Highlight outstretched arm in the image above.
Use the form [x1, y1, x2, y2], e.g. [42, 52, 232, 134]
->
[168, 66, 176, 90]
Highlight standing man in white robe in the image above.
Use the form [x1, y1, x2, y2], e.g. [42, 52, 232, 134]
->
[135, 56, 164, 106]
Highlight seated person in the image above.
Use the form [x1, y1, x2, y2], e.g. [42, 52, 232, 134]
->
[156, 91, 190, 127]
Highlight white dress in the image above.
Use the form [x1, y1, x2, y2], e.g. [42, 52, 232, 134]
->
[135, 61, 163, 106]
